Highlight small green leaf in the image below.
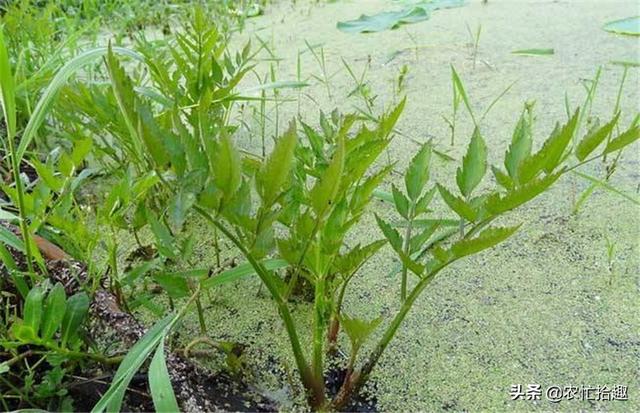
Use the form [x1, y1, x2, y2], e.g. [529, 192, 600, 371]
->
[437, 184, 477, 222]
[414, 186, 436, 215]
[257, 120, 298, 206]
[12, 323, 37, 342]
[70, 138, 93, 167]
[60, 292, 90, 347]
[149, 341, 180, 413]
[504, 113, 532, 183]
[603, 124, 640, 155]
[311, 133, 345, 218]
[519, 109, 579, 182]
[391, 185, 410, 219]
[380, 97, 406, 137]
[451, 226, 521, 259]
[456, 128, 487, 197]
[0, 225, 25, 252]
[32, 159, 64, 192]
[340, 313, 383, 355]
[168, 191, 196, 231]
[575, 114, 619, 161]
[374, 214, 402, 252]
[351, 165, 393, 213]
[333, 240, 386, 276]
[212, 133, 242, 205]
[398, 250, 425, 276]
[41, 283, 67, 341]
[147, 212, 177, 260]
[23, 286, 46, 336]
[409, 222, 440, 254]
[153, 274, 190, 299]
[404, 144, 431, 201]
[486, 173, 561, 215]
[491, 166, 514, 190]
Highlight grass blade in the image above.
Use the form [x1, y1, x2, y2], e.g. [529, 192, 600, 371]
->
[91, 313, 176, 413]
[149, 341, 180, 413]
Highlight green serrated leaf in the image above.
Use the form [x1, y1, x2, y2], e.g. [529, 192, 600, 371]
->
[575, 114, 619, 161]
[257, 120, 297, 206]
[391, 184, 410, 219]
[451, 226, 521, 259]
[486, 173, 561, 215]
[504, 113, 532, 183]
[437, 184, 477, 222]
[212, 133, 242, 205]
[333, 240, 386, 276]
[404, 144, 431, 201]
[398, 250, 425, 276]
[603, 124, 640, 155]
[409, 222, 440, 254]
[351, 165, 393, 214]
[456, 128, 487, 197]
[17, 46, 145, 163]
[380, 97, 406, 137]
[491, 165, 514, 190]
[414, 186, 436, 215]
[340, 313, 383, 354]
[519, 109, 579, 182]
[311, 133, 345, 218]
[375, 214, 402, 252]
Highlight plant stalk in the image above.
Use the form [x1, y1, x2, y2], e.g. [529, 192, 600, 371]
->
[192, 204, 325, 408]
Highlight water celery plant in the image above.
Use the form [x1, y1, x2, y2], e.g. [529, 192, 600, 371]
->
[95, 90, 637, 411]
[4, 4, 637, 411]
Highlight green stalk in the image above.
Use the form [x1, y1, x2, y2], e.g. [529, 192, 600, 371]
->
[312, 277, 327, 404]
[400, 203, 415, 301]
[332, 264, 445, 410]
[195, 296, 207, 334]
[5, 133, 35, 276]
[192, 205, 324, 407]
[333, 215, 498, 408]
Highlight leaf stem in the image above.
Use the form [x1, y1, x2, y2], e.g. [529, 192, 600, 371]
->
[192, 204, 323, 407]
